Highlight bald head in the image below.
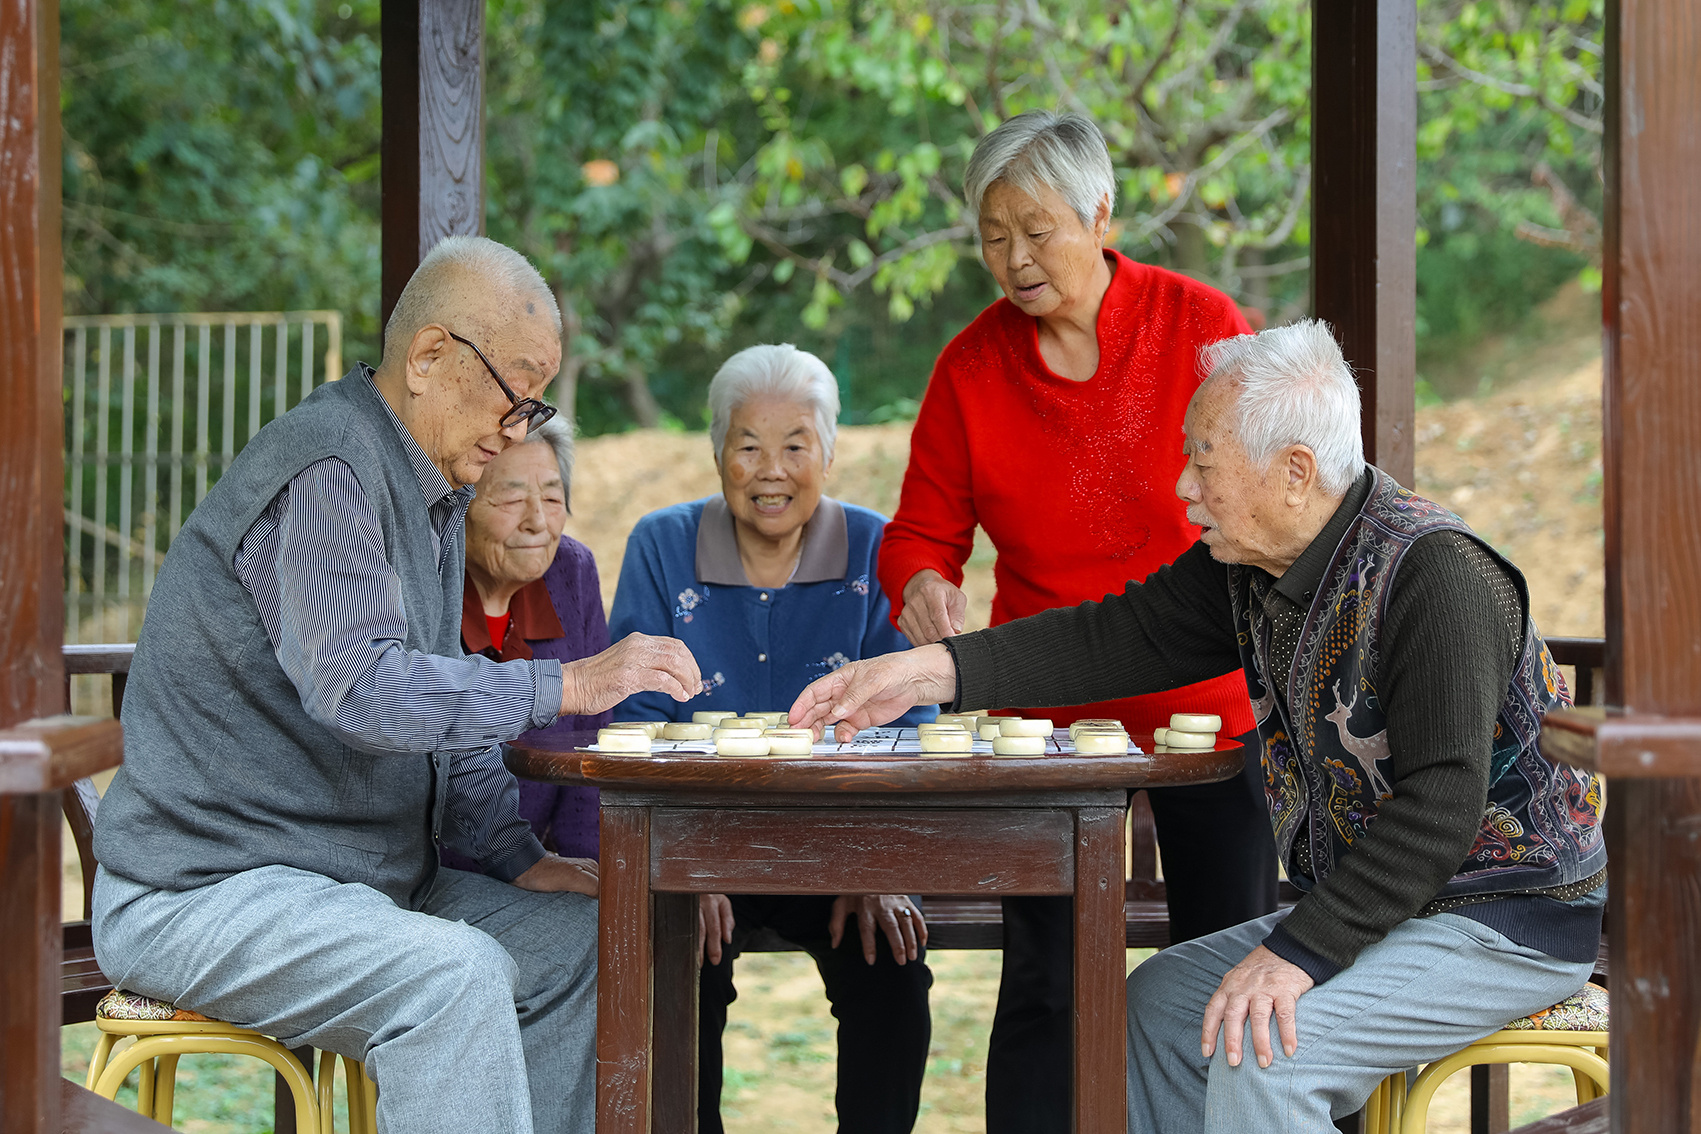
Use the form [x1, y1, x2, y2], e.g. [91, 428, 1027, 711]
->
[382, 235, 561, 366]
[372, 236, 564, 490]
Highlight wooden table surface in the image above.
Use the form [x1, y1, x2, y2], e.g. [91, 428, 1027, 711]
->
[506, 728, 1244, 793]
[506, 728, 1245, 1134]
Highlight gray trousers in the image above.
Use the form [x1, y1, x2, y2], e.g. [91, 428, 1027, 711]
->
[1126, 909, 1594, 1134]
[92, 863, 596, 1134]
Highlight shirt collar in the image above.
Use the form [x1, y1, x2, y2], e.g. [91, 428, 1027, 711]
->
[461, 572, 565, 661]
[360, 363, 466, 508]
[694, 494, 850, 586]
[1271, 467, 1375, 607]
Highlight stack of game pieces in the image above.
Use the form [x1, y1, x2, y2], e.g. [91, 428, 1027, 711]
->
[1152, 713, 1221, 751]
[990, 717, 1052, 756]
[1067, 718, 1131, 754]
[916, 720, 973, 754]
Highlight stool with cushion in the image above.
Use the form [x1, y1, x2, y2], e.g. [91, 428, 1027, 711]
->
[86, 989, 377, 1134]
[1363, 982, 1610, 1134]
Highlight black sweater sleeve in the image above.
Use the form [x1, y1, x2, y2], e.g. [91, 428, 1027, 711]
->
[945, 541, 1242, 712]
[1264, 532, 1522, 979]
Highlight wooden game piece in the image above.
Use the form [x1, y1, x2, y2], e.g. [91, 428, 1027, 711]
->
[999, 718, 1053, 737]
[1074, 732, 1130, 755]
[598, 728, 652, 752]
[662, 722, 713, 741]
[1153, 727, 1170, 745]
[978, 721, 1006, 741]
[1162, 729, 1216, 749]
[751, 711, 790, 727]
[693, 710, 736, 725]
[1068, 719, 1124, 740]
[607, 721, 664, 739]
[764, 733, 813, 755]
[1169, 713, 1223, 733]
[715, 735, 773, 757]
[713, 725, 764, 740]
[992, 734, 1045, 756]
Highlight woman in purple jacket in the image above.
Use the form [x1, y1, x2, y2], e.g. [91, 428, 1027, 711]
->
[443, 417, 609, 868]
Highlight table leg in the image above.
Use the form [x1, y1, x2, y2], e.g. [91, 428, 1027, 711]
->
[1073, 806, 1128, 1133]
[651, 892, 699, 1134]
[599, 806, 653, 1133]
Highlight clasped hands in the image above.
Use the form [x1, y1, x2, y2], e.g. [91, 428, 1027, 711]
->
[697, 894, 928, 968]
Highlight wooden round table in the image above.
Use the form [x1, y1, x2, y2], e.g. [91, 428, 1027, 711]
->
[505, 730, 1245, 1134]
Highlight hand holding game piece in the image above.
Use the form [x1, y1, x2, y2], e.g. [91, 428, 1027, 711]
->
[790, 643, 958, 742]
[560, 631, 702, 714]
[897, 569, 968, 646]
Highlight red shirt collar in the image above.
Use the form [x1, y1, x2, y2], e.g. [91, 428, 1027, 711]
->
[461, 572, 565, 661]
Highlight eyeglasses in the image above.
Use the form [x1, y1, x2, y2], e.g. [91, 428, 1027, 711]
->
[447, 331, 557, 431]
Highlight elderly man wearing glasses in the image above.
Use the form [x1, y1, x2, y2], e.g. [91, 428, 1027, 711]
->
[91, 236, 703, 1134]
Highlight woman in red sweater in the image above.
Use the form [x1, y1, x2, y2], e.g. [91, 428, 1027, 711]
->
[878, 110, 1277, 1133]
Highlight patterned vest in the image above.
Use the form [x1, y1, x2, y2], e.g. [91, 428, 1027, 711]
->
[1230, 470, 1606, 899]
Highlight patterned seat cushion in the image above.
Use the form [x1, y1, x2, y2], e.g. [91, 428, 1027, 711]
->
[96, 988, 211, 1023]
[1504, 983, 1609, 1032]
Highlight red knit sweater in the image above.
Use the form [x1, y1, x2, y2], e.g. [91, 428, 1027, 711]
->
[879, 250, 1256, 735]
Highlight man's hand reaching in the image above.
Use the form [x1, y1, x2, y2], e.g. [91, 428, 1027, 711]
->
[560, 632, 701, 716]
[788, 644, 958, 742]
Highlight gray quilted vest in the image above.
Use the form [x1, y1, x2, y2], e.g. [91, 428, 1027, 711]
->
[94, 368, 464, 909]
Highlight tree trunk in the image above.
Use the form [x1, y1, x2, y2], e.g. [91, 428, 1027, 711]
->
[555, 287, 581, 427]
[1173, 214, 1210, 278]
[624, 364, 662, 429]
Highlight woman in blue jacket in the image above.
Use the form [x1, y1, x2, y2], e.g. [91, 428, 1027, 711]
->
[610, 343, 933, 1134]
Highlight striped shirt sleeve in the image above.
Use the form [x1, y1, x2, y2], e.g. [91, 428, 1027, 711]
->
[234, 457, 557, 879]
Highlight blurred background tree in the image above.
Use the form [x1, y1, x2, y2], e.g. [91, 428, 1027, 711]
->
[59, 0, 1603, 434]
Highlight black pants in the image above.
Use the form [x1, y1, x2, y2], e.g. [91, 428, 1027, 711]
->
[698, 894, 933, 1134]
[984, 728, 1278, 1133]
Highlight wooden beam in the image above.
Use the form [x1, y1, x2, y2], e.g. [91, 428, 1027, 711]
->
[1310, 0, 1417, 484]
[380, 0, 485, 333]
[0, 0, 64, 1129]
[1595, 0, 1701, 1130]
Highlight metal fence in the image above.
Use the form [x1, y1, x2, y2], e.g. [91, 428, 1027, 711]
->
[63, 311, 344, 643]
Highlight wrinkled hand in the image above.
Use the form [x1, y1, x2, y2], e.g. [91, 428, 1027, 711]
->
[789, 644, 957, 742]
[829, 895, 928, 965]
[1201, 945, 1314, 1068]
[560, 632, 702, 716]
[699, 894, 734, 968]
[512, 853, 599, 897]
[899, 570, 967, 646]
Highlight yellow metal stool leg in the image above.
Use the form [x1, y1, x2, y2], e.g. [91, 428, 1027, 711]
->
[318, 1049, 339, 1134]
[135, 1055, 155, 1117]
[84, 1031, 119, 1092]
[151, 1053, 181, 1125]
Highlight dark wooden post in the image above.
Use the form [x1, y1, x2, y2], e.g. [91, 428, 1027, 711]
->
[0, 0, 65, 1128]
[380, 0, 485, 332]
[1600, 1, 1701, 1130]
[1539, 2, 1701, 1132]
[1310, 0, 1418, 485]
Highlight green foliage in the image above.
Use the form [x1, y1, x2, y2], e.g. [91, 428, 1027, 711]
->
[61, 0, 385, 364]
[58, 0, 1606, 436]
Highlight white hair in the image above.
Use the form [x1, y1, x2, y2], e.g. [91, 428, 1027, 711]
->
[383, 235, 561, 358]
[520, 416, 576, 511]
[1198, 320, 1366, 495]
[962, 110, 1117, 230]
[707, 344, 840, 468]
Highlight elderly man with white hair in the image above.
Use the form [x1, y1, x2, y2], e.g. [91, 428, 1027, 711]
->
[92, 235, 702, 1134]
[609, 343, 934, 1134]
[792, 320, 1607, 1132]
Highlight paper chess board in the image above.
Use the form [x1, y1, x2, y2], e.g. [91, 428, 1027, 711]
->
[585, 727, 1144, 757]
